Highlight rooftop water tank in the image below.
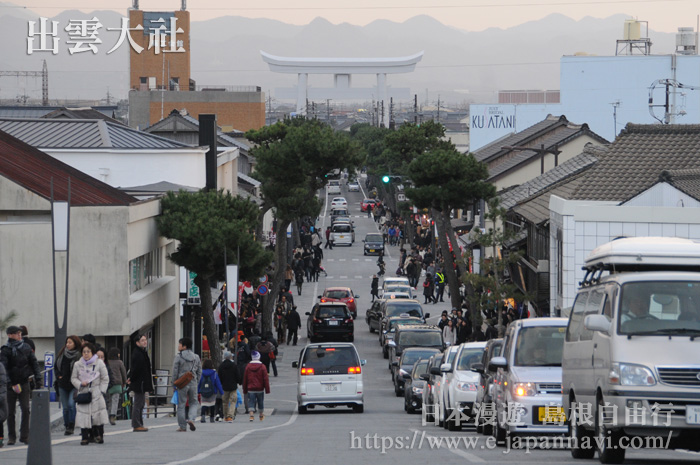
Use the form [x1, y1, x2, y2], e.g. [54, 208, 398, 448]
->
[623, 19, 641, 40]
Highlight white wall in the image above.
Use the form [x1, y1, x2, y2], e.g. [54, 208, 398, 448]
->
[470, 54, 700, 150]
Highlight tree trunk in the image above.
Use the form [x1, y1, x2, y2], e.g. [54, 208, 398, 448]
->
[262, 219, 290, 337]
[196, 276, 221, 368]
[433, 208, 461, 311]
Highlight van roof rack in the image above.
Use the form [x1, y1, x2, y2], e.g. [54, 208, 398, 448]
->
[583, 237, 700, 274]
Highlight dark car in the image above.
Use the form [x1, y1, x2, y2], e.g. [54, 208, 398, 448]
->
[404, 358, 430, 414]
[472, 338, 504, 435]
[380, 315, 424, 359]
[388, 324, 443, 378]
[306, 302, 354, 342]
[363, 233, 385, 256]
[367, 299, 428, 333]
[393, 348, 440, 397]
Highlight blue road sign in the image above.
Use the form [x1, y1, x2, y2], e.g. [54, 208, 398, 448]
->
[257, 284, 269, 295]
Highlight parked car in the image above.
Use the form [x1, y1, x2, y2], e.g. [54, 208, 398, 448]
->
[563, 237, 700, 462]
[440, 341, 487, 430]
[347, 180, 360, 192]
[319, 287, 359, 318]
[366, 299, 429, 333]
[331, 197, 348, 208]
[388, 324, 444, 378]
[429, 344, 461, 427]
[393, 347, 441, 396]
[490, 317, 569, 445]
[363, 233, 385, 256]
[360, 198, 381, 212]
[422, 353, 444, 423]
[306, 302, 354, 342]
[380, 315, 424, 350]
[292, 342, 365, 414]
[405, 358, 430, 414]
[472, 338, 504, 434]
[326, 180, 341, 195]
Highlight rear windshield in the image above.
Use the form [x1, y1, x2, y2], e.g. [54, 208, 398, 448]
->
[413, 360, 429, 379]
[365, 234, 383, 242]
[514, 326, 566, 367]
[333, 225, 352, 233]
[398, 330, 442, 347]
[386, 302, 423, 318]
[456, 348, 484, 371]
[325, 290, 350, 299]
[386, 285, 411, 294]
[302, 346, 359, 374]
[317, 306, 348, 318]
[402, 351, 435, 366]
[331, 209, 348, 215]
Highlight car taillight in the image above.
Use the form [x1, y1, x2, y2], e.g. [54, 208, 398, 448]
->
[348, 366, 361, 374]
[347, 298, 354, 303]
[301, 368, 314, 376]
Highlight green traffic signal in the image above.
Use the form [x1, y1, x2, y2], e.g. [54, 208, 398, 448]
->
[382, 175, 390, 183]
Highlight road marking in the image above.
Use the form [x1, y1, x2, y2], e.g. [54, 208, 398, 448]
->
[326, 259, 335, 262]
[339, 258, 346, 261]
[364, 258, 372, 262]
[354, 275, 363, 279]
[167, 401, 300, 464]
[352, 258, 359, 261]
[339, 276, 348, 279]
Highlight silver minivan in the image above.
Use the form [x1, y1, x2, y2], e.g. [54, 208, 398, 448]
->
[490, 317, 569, 443]
[293, 342, 366, 414]
[563, 237, 700, 463]
[331, 223, 353, 246]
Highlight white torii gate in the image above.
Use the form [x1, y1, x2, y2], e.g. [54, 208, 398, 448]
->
[260, 51, 424, 127]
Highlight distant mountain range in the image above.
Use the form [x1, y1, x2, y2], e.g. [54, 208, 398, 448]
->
[0, 3, 681, 105]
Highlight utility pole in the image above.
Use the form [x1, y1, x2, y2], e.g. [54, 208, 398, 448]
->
[0, 59, 49, 105]
[437, 95, 441, 123]
[306, 98, 309, 118]
[380, 100, 385, 128]
[326, 98, 331, 126]
[413, 94, 418, 124]
[389, 97, 394, 129]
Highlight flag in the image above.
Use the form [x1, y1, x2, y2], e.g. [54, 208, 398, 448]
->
[214, 300, 223, 324]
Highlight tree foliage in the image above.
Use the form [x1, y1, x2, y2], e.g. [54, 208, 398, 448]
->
[157, 189, 272, 366]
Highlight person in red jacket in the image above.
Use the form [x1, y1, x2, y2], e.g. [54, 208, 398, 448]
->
[242, 351, 270, 422]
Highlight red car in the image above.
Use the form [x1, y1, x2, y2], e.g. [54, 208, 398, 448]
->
[360, 199, 381, 212]
[319, 287, 359, 318]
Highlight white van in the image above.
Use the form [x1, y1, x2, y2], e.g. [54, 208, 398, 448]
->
[490, 317, 569, 444]
[292, 342, 366, 414]
[563, 237, 700, 463]
[331, 223, 353, 246]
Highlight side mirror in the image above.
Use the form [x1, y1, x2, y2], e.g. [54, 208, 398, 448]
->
[355, 295, 360, 299]
[440, 363, 452, 373]
[362, 240, 366, 243]
[305, 312, 311, 316]
[419, 373, 430, 381]
[292, 361, 298, 368]
[317, 295, 322, 299]
[360, 359, 367, 366]
[584, 314, 611, 333]
[424, 313, 430, 319]
[387, 340, 396, 347]
[429, 366, 441, 376]
[391, 361, 399, 367]
[471, 362, 485, 374]
[488, 356, 508, 371]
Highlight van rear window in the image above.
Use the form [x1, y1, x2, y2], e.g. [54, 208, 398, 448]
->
[302, 346, 359, 374]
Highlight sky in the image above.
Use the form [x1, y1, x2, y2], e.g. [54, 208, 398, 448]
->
[3, 0, 699, 33]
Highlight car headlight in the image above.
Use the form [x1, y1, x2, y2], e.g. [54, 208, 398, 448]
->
[512, 382, 537, 397]
[456, 382, 477, 392]
[399, 369, 410, 378]
[412, 386, 424, 394]
[608, 363, 656, 386]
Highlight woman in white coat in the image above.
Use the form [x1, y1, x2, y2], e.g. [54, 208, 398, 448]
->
[71, 342, 109, 445]
[442, 319, 457, 347]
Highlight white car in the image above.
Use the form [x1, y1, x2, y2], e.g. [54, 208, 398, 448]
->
[330, 197, 348, 208]
[292, 342, 365, 414]
[326, 180, 341, 195]
[347, 181, 360, 192]
[441, 342, 487, 430]
[430, 344, 460, 428]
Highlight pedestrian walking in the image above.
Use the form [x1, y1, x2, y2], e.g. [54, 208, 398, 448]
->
[284, 265, 294, 291]
[366, 203, 373, 218]
[18, 326, 35, 353]
[71, 342, 109, 445]
[370, 275, 379, 302]
[243, 351, 270, 422]
[294, 266, 304, 295]
[286, 306, 302, 345]
[198, 359, 224, 423]
[173, 337, 201, 432]
[106, 347, 127, 426]
[235, 339, 252, 414]
[54, 335, 82, 436]
[435, 269, 446, 302]
[256, 335, 276, 376]
[324, 226, 333, 249]
[128, 333, 153, 432]
[442, 319, 457, 346]
[218, 351, 239, 422]
[0, 325, 41, 446]
[423, 274, 436, 304]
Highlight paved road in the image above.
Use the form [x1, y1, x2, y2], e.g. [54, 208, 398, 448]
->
[2, 182, 698, 464]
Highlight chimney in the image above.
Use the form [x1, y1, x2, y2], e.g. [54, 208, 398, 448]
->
[199, 114, 217, 191]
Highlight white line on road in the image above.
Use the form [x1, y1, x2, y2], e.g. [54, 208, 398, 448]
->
[167, 401, 299, 464]
[352, 258, 359, 261]
[339, 275, 348, 279]
[354, 275, 363, 279]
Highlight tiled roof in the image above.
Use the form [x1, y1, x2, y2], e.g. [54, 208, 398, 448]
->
[144, 111, 251, 151]
[499, 146, 602, 210]
[572, 124, 700, 202]
[0, 118, 190, 149]
[657, 168, 700, 201]
[512, 171, 590, 225]
[0, 130, 137, 206]
[473, 115, 567, 162]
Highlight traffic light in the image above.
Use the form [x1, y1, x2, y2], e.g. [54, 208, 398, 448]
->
[382, 175, 390, 183]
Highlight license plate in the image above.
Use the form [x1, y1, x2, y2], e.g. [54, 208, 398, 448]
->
[369, 249, 375, 252]
[538, 406, 566, 423]
[328, 320, 339, 326]
[339, 235, 345, 238]
[687, 405, 700, 424]
[324, 383, 339, 392]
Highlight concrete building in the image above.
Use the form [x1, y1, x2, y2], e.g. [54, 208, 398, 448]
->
[0, 130, 179, 374]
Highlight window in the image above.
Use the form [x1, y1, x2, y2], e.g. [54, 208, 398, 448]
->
[301, 346, 359, 374]
[129, 248, 163, 293]
[618, 281, 700, 335]
[402, 350, 435, 366]
[514, 326, 566, 367]
[385, 303, 423, 318]
[456, 348, 484, 371]
[325, 290, 350, 299]
[566, 291, 588, 342]
[317, 306, 348, 319]
[398, 330, 442, 347]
